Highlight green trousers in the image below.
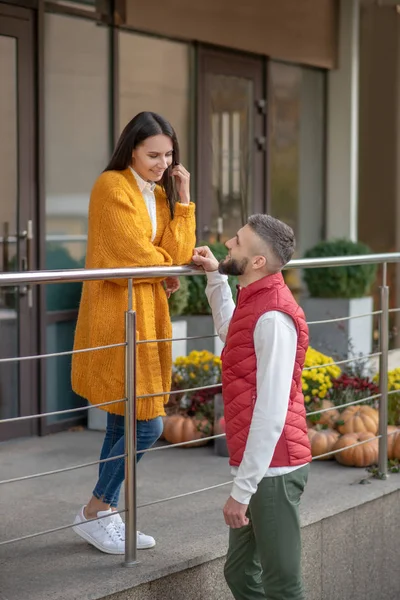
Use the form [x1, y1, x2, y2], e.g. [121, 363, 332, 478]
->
[224, 464, 310, 600]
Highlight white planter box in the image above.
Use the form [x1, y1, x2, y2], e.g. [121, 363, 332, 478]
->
[301, 296, 374, 361]
[87, 403, 107, 431]
[172, 315, 223, 357]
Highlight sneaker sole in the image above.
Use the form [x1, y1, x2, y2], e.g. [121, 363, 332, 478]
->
[137, 540, 156, 550]
[73, 520, 156, 552]
[73, 522, 124, 555]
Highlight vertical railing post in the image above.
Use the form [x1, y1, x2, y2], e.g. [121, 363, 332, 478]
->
[378, 263, 389, 479]
[124, 279, 138, 566]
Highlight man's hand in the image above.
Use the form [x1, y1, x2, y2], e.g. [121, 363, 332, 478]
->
[164, 276, 180, 299]
[192, 246, 219, 272]
[223, 496, 249, 529]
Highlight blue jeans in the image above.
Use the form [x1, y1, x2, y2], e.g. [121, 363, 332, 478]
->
[93, 413, 163, 508]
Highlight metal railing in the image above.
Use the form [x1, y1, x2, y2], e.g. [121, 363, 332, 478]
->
[1, 252, 400, 567]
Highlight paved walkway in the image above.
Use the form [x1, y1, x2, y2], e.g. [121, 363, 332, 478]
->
[0, 430, 399, 600]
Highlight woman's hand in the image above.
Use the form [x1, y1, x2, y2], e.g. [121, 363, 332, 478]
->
[164, 276, 181, 299]
[171, 164, 190, 205]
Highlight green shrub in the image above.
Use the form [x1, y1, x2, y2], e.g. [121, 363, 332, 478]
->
[184, 242, 238, 315]
[303, 239, 377, 299]
[168, 275, 190, 316]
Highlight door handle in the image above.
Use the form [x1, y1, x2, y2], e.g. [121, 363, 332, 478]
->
[19, 220, 33, 307]
[2, 221, 9, 272]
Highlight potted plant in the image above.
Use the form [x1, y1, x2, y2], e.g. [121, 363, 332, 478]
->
[373, 367, 400, 426]
[301, 239, 377, 360]
[168, 242, 237, 358]
[163, 350, 222, 447]
[302, 347, 342, 426]
[214, 392, 229, 457]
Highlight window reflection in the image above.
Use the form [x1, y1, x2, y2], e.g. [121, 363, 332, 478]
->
[0, 35, 19, 419]
[269, 62, 325, 257]
[208, 74, 253, 242]
[119, 32, 190, 164]
[44, 13, 109, 310]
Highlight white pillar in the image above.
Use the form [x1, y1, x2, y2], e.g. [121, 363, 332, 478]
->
[326, 0, 360, 241]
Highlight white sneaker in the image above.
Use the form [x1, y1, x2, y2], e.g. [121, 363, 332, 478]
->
[73, 506, 124, 555]
[111, 512, 156, 550]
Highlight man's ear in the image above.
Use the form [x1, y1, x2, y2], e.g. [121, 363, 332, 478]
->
[253, 255, 266, 270]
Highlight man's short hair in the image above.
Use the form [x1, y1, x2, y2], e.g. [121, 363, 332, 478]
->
[247, 214, 295, 268]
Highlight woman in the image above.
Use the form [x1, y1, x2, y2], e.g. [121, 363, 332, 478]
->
[71, 112, 196, 555]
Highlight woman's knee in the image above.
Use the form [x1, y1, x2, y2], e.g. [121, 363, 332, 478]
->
[144, 416, 164, 445]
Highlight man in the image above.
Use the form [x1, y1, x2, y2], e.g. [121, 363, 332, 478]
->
[192, 214, 311, 600]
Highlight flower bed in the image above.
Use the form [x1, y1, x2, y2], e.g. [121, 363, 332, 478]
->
[163, 347, 400, 469]
[163, 351, 221, 445]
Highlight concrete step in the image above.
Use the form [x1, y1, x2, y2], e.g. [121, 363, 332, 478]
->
[0, 431, 399, 600]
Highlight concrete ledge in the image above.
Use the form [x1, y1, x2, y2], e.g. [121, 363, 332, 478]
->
[106, 491, 400, 600]
[0, 431, 399, 600]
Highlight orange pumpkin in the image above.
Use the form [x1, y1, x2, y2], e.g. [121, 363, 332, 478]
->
[333, 431, 378, 467]
[308, 427, 340, 460]
[163, 415, 212, 448]
[308, 400, 340, 428]
[387, 426, 400, 460]
[337, 406, 379, 435]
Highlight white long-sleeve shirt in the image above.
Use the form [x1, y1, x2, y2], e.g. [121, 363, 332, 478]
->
[206, 270, 307, 505]
[129, 167, 157, 241]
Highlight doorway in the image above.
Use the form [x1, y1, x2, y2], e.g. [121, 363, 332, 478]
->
[0, 3, 37, 440]
[197, 47, 266, 243]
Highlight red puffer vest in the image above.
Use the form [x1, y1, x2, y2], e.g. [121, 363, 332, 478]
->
[222, 272, 311, 468]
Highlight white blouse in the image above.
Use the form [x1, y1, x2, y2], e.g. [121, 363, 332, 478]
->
[129, 167, 157, 242]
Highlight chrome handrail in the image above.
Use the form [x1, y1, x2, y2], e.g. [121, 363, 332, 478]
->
[1, 252, 400, 286]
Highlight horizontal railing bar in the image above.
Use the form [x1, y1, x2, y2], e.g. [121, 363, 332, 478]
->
[389, 308, 400, 314]
[137, 333, 218, 345]
[46, 234, 88, 243]
[139, 428, 394, 504]
[306, 393, 381, 417]
[0, 398, 126, 425]
[0, 265, 203, 286]
[141, 433, 226, 454]
[137, 383, 222, 400]
[137, 481, 233, 509]
[0, 342, 126, 364]
[0, 453, 126, 486]
[0, 509, 126, 547]
[0, 234, 88, 244]
[303, 352, 381, 371]
[141, 435, 392, 508]
[1, 252, 400, 287]
[307, 311, 382, 326]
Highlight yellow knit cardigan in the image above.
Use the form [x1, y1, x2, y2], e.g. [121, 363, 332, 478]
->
[71, 168, 196, 420]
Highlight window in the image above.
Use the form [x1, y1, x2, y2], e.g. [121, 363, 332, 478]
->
[268, 61, 325, 257]
[44, 12, 110, 423]
[44, 13, 110, 311]
[119, 31, 191, 165]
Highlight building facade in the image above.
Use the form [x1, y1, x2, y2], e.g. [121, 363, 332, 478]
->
[0, 0, 399, 440]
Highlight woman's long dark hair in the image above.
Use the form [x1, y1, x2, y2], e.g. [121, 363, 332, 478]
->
[104, 112, 180, 218]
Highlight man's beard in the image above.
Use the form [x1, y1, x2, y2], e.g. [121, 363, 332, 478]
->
[218, 256, 249, 276]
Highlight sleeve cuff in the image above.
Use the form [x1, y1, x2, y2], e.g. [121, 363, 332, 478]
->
[230, 482, 252, 506]
[174, 202, 196, 217]
[206, 270, 227, 283]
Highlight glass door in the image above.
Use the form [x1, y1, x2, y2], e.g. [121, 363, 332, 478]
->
[197, 48, 266, 243]
[0, 4, 37, 440]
